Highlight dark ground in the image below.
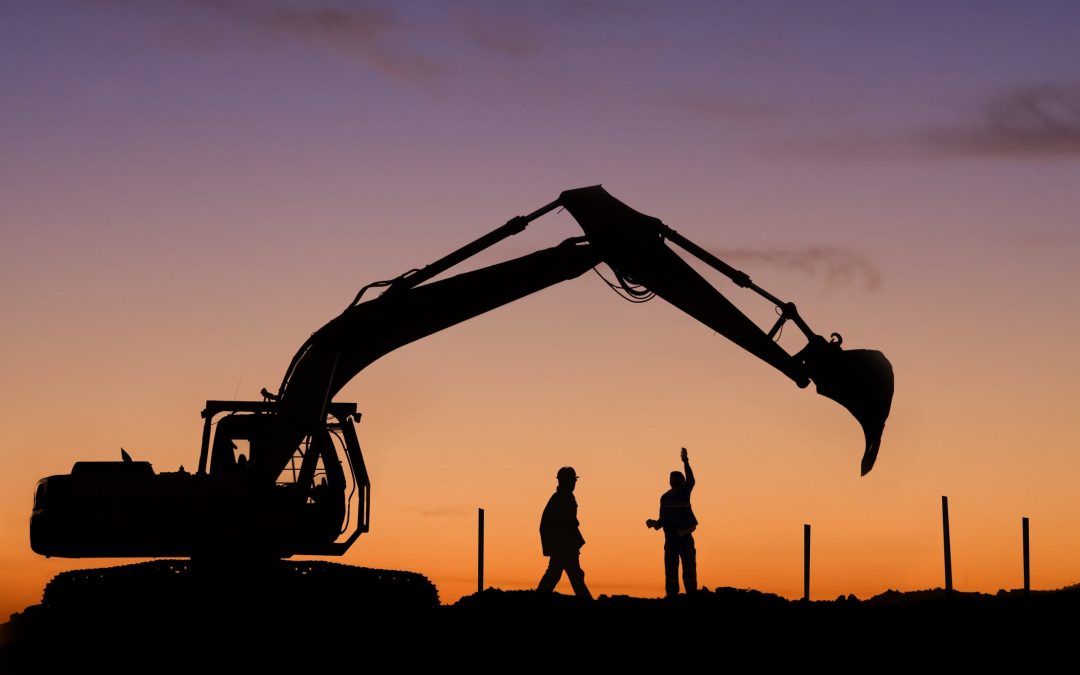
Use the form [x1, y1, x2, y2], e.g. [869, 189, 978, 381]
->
[2, 563, 1078, 672]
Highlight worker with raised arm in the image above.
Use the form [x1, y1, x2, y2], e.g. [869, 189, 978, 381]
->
[646, 447, 698, 596]
[537, 466, 593, 600]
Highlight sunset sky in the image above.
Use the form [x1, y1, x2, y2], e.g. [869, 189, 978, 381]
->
[3, 1, 1080, 616]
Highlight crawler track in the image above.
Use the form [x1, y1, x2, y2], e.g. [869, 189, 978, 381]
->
[42, 560, 439, 614]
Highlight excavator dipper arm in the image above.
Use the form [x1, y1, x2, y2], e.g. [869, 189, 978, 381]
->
[559, 187, 893, 475]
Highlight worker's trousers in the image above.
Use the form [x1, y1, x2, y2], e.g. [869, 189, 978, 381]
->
[664, 533, 697, 596]
[537, 552, 593, 600]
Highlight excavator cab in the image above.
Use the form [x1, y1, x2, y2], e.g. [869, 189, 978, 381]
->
[30, 401, 370, 559]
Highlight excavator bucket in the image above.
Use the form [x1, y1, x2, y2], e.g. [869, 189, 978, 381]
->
[797, 337, 894, 475]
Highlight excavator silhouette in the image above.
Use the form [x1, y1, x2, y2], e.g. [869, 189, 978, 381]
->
[30, 186, 892, 572]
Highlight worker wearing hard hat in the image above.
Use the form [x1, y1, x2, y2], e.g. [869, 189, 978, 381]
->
[536, 466, 593, 600]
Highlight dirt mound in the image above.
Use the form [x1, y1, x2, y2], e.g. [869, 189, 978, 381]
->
[5, 580, 1080, 671]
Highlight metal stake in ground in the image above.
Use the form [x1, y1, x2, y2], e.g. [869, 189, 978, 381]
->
[803, 523, 811, 601]
[942, 496, 953, 597]
[1023, 516, 1030, 598]
[478, 507, 485, 594]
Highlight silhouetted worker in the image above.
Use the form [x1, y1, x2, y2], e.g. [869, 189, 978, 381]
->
[537, 466, 593, 600]
[646, 447, 698, 596]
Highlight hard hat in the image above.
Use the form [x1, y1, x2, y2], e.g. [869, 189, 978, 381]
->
[557, 466, 578, 482]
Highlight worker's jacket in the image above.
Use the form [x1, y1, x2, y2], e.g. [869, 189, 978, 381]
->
[658, 482, 698, 541]
[539, 489, 586, 557]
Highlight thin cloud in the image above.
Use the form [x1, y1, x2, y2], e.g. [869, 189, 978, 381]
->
[456, 9, 542, 59]
[918, 84, 1080, 158]
[195, 0, 444, 81]
[712, 247, 882, 292]
[86, 0, 444, 82]
[81, 0, 791, 116]
[782, 84, 1080, 161]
